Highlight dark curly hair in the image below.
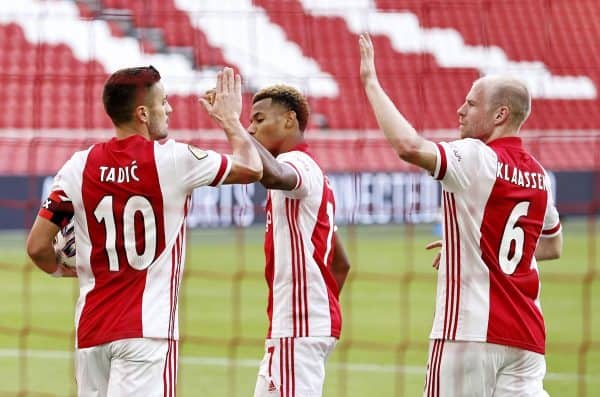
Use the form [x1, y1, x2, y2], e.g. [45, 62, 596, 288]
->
[252, 85, 310, 131]
[102, 65, 161, 126]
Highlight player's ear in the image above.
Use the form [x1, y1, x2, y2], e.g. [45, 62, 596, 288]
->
[135, 105, 149, 123]
[494, 106, 509, 126]
[285, 110, 297, 129]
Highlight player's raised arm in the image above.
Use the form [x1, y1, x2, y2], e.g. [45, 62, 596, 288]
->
[199, 67, 262, 184]
[359, 33, 437, 173]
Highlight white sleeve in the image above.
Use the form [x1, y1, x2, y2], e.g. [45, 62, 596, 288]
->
[173, 142, 232, 191]
[276, 151, 319, 199]
[432, 138, 487, 192]
[51, 157, 73, 193]
[49, 150, 88, 199]
[540, 170, 561, 238]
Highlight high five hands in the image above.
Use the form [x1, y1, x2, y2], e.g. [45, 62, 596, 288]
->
[199, 67, 242, 126]
[358, 33, 377, 85]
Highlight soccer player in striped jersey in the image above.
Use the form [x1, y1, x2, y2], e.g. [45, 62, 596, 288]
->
[359, 33, 562, 397]
[248, 85, 351, 397]
[26, 66, 262, 396]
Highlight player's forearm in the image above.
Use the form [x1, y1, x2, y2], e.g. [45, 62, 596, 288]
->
[363, 79, 424, 159]
[222, 118, 263, 181]
[251, 137, 297, 190]
[331, 233, 351, 292]
[332, 266, 350, 293]
[26, 241, 60, 274]
[535, 233, 563, 260]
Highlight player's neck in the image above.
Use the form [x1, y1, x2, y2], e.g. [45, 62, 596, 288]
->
[277, 133, 304, 155]
[485, 127, 518, 144]
[115, 124, 151, 141]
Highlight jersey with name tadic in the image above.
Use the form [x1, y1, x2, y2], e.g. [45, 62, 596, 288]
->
[264, 144, 342, 339]
[431, 137, 561, 354]
[39, 135, 230, 348]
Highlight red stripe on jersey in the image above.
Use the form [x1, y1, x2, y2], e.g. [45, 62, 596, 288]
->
[280, 339, 285, 397]
[435, 143, 447, 180]
[542, 222, 561, 236]
[309, 177, 342, 337]
[283, 161, 302, 190]
[284, 338, 290, 397]
[172, 341, 178, 397]
[162, 339, 177, 397]
[290, 338, 296, 397]
[285, 199, 299, 337]
[164, 339, 173, 397]
[168, 223, 185, 339]
[208, 154, 229, 186]
[78, 136, 166, 348]
[287, 199, 308, 337]
[449, 194, 461, 340]
[482, 139, 548, 354]
[265, 193, 275, 338]
[442, 193, 452, 339]
[442, 192, 461, 340]
[425, 339, 443, 397]
[289, 199, 309, 336]
[291, 200, 303, 336]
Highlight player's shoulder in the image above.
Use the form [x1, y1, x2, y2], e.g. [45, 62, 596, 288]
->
[441, 137, 494, 164]
[278, 150, 322, 174]
[64, 146, 94, 168]
[447, 137, 489, 150]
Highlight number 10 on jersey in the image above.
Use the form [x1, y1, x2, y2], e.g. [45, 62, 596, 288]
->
[94, 195, 157, 271]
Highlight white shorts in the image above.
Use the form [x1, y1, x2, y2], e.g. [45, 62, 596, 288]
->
[253, 336, 337, 397]
[75, 338, 178, 397]
[424, 339, 549, 397]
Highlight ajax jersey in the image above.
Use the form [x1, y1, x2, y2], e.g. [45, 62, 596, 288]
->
[430, 137, 561, 354]
[263, 144, 342, 339]
[39, 135, 230, 348]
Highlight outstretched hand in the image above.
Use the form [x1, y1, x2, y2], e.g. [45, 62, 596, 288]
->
[199, 67, 242, 126]
[359, 33, 377, 85]
[425, 240, 443, 270]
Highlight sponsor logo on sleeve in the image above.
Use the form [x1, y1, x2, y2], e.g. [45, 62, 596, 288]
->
[188, 145, 208, 160]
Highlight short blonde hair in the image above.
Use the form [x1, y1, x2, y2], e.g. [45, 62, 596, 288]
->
[252, 85, 310, 131]
[480, 76, 531, 128]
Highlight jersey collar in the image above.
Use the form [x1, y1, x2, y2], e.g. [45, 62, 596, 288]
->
[487, 136, 523, 149]
[290, 142, 310, 154]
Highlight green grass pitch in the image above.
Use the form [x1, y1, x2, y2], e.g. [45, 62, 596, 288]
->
[0, 219, 598, 396]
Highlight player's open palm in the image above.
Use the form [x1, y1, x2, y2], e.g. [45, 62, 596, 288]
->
[359, 33, 377, 85]
[200, 67, 243, 126]
[426, 240, 443, 270]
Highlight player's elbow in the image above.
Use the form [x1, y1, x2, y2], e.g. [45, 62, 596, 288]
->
[394, 138, 423, 163]
[332, 258, 351, 277]
[546, 242, 562, 260]
[237, 165, 263, 184]
[26, 235, 47, 263]
[248, 165, 263, 182]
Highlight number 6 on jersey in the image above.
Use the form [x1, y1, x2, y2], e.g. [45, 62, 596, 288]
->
[498, 201, 530, 275]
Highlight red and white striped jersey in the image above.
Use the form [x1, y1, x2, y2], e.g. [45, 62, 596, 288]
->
[264, 143, 342, 339]
[430, 136, 561, 354]
[39, 135, 231, 348]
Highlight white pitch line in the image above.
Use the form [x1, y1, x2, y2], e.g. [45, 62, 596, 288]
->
[0, 349, 597, 383]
